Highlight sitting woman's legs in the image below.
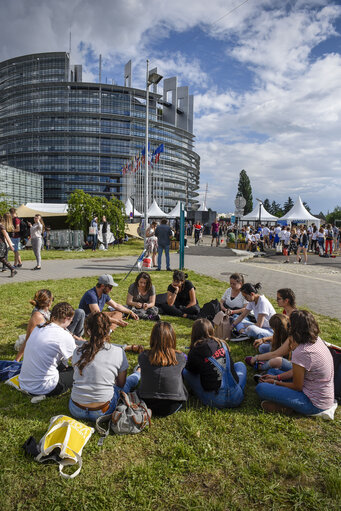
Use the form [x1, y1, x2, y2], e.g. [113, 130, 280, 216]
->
[256, 382, 325, 415]
[245, 324, 273, 340]
[258, 342, 272, 354]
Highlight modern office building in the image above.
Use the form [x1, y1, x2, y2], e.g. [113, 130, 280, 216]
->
[0, 52, 200, 211]
[0, 163, 43, 205]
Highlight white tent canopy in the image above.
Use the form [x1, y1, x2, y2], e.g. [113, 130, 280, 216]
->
[125, 198, 142, 218]
[168, 201, 187, 218]
[241, 203, 278, 222]
[147, 199, 168, 218]
[198, 202, 208, 212]
[279, 196, 320, 226]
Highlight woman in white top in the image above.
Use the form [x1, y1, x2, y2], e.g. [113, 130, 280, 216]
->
[146, 221, 158, 267]
[29, 214, 45, 270]
[214, 273, 249, 340]
[232, 283, 276, 342]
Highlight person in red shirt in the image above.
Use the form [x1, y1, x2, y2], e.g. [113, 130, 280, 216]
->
[9, 207, 22, 268]
[211, 218, 220, 247]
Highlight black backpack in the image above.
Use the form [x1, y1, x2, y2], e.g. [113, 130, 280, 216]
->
[19, 218, 30, 240]
[327, 344, 341, 403]
[199, 299, 220, 322]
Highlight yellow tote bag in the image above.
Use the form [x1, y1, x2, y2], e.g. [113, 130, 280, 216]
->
[36, 415, 94, 479]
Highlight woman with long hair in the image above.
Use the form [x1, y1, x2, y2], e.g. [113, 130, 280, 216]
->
[159, 270, 200, 320]
[15, 289, 54, 361]
[126, 272, 159, 320]
[1, 212, 13, 272]
[256, 310, 336, 416]
[231, 282, 275, 345]
[19, 302, 76, 396]
[69, 312, 140, 421]
[146, 221, 158, 267]
[0, 215, 16, 277]
[295, 226, 308, 264]
[245, 313, 293, 374]
[29, 214, 45, 270]
[183, 318, 246, 408]
[137, 321, 187, 416]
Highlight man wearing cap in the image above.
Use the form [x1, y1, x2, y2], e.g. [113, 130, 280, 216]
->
[79, 274, 139, 327]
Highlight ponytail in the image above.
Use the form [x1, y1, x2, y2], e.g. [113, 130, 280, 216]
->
[241, 282, 262, 295]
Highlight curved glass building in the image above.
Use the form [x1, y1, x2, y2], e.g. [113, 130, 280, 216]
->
[0, 52, 200, 211]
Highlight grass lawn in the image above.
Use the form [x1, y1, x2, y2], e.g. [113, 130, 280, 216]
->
[6, 239, 144, 262]
[0, 272, 340, 511]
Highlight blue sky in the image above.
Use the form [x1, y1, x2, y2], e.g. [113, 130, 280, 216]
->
[1, 0, 341, 214]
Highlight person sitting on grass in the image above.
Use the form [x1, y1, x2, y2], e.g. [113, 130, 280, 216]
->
[19, 303, 76, 396]
[126, 272, 159, 321]
[256, 310, 336, 416]
[69, 312, 140, 421]
[183, 318, 247, 409]
[231, 282, 275, 344]
[137, 321, 188, 417]
[79, 274, 139, 328]
[245, 313, 293, 374]
[252, 288, 297, 354]
[157, 270, 200, 320]
[15, 289, 86, 362]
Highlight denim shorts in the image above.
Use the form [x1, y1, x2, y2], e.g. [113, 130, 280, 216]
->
[299, 243, 308, 248]
[12, 238, 20, 252]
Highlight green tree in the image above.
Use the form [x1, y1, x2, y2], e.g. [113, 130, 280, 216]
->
[303, 201, 311, 213]
[270, 201, 283, 217]
[0, 193, 14, 217]
[263, 198, 271, 213]
[283, 196, 294, 214]
[66, 189, 126, 237]
[236, 169, 253, 215]
[326, 206, 341, 224]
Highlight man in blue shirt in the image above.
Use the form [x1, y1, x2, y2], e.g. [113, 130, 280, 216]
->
[79, 274, 138, 328]
[155, 219, 173, 271]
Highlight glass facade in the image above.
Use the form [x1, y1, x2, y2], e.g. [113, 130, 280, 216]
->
[0, 52, 200, 210]
[0, 164, 43, 205]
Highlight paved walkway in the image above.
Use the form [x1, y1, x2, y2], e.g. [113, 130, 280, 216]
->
[1, 247, 340, 320]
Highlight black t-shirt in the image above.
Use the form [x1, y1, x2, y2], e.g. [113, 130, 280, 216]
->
[186, 338, 238, 392]
[168, 280, 196, 307]
[102, 221, 108, 234]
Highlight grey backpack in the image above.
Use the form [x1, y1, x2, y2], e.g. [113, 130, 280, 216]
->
[96, 391, 152, 445]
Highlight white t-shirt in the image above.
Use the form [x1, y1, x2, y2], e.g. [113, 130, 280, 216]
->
[245, 295, 276, 329]
[71, 343, 129, 403]
[274, 227, 281, 235]
[263, 227, 270, 236]
[221, 288, 248, 310]
[19, 323, 76, 395]
[282, 231, 291, 244]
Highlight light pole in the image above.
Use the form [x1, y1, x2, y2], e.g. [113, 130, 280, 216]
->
[144, 61, 163, 243]
[256, 198, 263, 229]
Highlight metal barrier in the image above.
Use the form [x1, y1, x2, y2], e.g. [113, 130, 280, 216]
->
[49, 230, 84, 249]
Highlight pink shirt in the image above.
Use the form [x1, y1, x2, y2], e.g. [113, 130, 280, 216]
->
[292, 337, 334, 410]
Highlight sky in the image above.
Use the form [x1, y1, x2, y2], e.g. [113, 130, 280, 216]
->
[1, 0, 341, 214]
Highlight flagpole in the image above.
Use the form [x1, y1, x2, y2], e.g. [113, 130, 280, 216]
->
[144, 59, 149, 244]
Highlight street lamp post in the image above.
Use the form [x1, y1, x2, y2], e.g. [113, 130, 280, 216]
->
[144, 61, 163, 244]
[256, 198, 263, 229]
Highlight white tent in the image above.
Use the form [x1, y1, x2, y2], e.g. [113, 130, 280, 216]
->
[241, 203, 278, 222]
[17, 203, 68, 217]
[198, 202, 208, 212]
[279, 196, 320, 226]
[147, 199, 168, 218]
[125, 198, 142, 218]
[168, 201, 187, 218]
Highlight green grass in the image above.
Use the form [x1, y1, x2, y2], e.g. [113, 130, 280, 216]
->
[0, 272, 340, 511]
[6, 238, 144, 262]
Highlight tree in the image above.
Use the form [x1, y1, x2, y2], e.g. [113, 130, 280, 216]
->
[0, 193, 14, 217]
[270, 201, 283, 217]
[263, 198, 271, 213]
[326, 206, 341, 225]
[283, 197, 294, 214]
[303, 201, 311, 213]
[67, 189, 126, 237]
[236, 169, 253, 215]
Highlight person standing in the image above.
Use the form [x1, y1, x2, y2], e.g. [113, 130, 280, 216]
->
[211, 218, 220, 247]
[101, 215, 108, 250]
[9, 207, 22, 268]
[155, 219, 172, 271]
[194, 222, 202, 245]
[30, 214, 44, 270]
[90, 216, 98, 251]
[0, 216, 16, 277]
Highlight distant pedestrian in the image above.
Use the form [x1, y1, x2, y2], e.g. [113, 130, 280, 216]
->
[90, 216, 98, 251]
[194, 222, 202, 245]
[9, 207, 22, 268]
[0, 216, 17, 277]
[30, 214, 45, 270]
[155, 219, 173, 271]
[101, 215, 108, 250]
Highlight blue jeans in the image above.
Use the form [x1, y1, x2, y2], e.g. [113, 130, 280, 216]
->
[240, 320, 273, 339]
[256, 369, 325, 415]
[260, 357, 292, 372]
[183, 347, 247, 409]
[157, 244, 170, 270]
[259, 342, 272, 354]
[92, 234, 98, 251]
[12, 238, 20, 252]
[68, 371, 140, 422]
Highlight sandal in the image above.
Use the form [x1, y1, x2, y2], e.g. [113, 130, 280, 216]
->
[124, 344, 144, 354]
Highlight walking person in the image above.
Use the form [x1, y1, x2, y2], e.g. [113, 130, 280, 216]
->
[1, 212, 13, 272]
[317, 226, 325, 255]
[0, 216, 17, 277]
[29, 214, 44, 270]
[146, 221, 158, 267]
[194, 222, 202, 245]
[155, 219, 172, 271]
[90, 216, 98, 251]
[211, 218, 219, 247]
[101, 215, 108, 250]
[9, 207, 23, 268]
[325, 224, 334, 255]
[295, 226, 308, 264]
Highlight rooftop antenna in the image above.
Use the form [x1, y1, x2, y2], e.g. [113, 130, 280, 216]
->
[99, 54, 102, 83]
[69, 29, 72, 56]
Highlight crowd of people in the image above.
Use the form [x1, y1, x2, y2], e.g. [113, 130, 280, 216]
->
[12, 270, 336, 422]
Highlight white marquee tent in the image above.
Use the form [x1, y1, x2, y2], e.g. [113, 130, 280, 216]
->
[279, 196, 320, 226]
[198, 202, 208, 212]
[147, 199, 168, 218]
[168, 201, 187, 218]
[125, 198, 142, 218]
[241, 203, 278, 223]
